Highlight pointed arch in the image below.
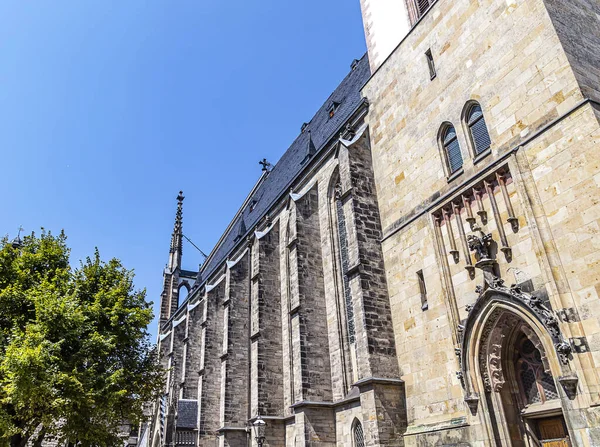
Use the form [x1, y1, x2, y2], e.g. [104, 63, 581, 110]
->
[327, 167, 358, 393]
[457, 286, 576, 445]
[352, 418, 365, 447]
[460, 286, 570, 401]
[327, 168, 356, 344]
[178, 281, 191, 305]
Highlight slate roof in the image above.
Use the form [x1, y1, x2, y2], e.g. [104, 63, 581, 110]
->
[176, 399, 198, 429]
[196, 53, 370, 288]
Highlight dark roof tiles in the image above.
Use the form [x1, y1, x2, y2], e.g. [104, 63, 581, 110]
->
[197, 53, 370, 286]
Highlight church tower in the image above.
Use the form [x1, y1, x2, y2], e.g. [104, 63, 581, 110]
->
[159, 191, 194, 327]
[359, 0, 437, 71]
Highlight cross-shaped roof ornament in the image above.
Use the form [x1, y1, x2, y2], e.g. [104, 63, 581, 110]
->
[259, 158, 272, 172]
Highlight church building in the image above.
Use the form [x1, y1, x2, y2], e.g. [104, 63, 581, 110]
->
[146, 0, 600, 445]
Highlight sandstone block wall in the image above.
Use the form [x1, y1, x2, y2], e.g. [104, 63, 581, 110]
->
[362, 0, 600, 444]
[251, 223, 284, 417]
[198, 281, 225, 443]
[151, 106, 405, 446]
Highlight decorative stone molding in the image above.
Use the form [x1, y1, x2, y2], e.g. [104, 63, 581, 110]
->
[431, 168, 519, 288]
[521, 324, 550, 373]
[464, 393, 480, 415]
[455, 231, 574, 407]
[558, 374, 579, 400]
[467, 225, 493, 263]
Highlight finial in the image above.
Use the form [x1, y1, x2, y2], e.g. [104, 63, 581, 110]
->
[170, 191, 184, 255]
[345, 122, 356, 139]
[175, 191, 184, 230]
[259, 159, 272, 172]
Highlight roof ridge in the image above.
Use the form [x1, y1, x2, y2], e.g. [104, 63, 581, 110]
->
[195, 53, 370, 285]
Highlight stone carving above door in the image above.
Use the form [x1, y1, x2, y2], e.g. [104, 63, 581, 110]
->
[454, 229, 575, 411]
[432, 167, 519, 279]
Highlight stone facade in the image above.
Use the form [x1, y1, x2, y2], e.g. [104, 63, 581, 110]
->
[147, 56, 405, 447]
[145, 0, 600, 446]
[361, 0, 600, 445]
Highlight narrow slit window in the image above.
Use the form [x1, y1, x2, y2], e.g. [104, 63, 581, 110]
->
[417, 270, 428, 311]
[426, 49, 436, 80]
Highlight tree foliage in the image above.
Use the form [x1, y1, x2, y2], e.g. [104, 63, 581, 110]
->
[0, 230, 163, 447]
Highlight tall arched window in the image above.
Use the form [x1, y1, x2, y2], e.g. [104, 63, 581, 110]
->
[353, 419, 365, 447]
[465, 103, 491, 155]
[334, 183, 355, 345]
[329, 174, 358, 392]
[441, 124, 463, 175]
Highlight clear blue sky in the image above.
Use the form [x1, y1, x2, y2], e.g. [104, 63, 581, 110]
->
[0, 1, 366, 338]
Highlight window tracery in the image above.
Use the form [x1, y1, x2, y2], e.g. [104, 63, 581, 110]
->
[329, 174, 358, 392]
[353, 419, 365, 447]
[334, 181, 356, 344]
[515, 335, 559, 406]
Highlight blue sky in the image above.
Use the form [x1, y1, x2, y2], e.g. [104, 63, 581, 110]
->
[0, 1, 366, 338]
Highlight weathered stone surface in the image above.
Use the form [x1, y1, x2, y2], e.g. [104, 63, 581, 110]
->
[146, 0, 600, 445]
[362, 0, 600, 444]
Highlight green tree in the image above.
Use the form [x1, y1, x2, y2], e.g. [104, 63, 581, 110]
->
[0, 230, 163, 447]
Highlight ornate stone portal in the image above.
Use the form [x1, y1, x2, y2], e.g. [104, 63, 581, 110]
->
[456, 229, 574, 414]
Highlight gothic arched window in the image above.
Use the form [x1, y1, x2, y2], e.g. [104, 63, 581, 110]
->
[515, 335, 559, 406]
[465, 103, 491, 155]
[329, 176, 358, 391]
[334, 183, 355, 345]
[440, 124, 463, 175]
[353, 419, 365, 447]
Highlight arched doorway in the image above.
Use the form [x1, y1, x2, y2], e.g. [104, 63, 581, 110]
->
[457, 230, 576, 446]
[476, 309, 569, 446]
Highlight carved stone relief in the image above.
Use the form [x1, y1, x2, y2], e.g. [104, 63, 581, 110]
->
[432, 166, 576, 409]
[456, 224, 575, 409]
[433, 167, 518, 276]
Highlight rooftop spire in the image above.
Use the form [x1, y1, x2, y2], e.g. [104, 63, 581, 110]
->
[168, 191, 185, 269]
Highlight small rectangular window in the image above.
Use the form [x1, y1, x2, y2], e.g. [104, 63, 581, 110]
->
[425, 49, 436, 80]
[417, 270, 428, 311]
